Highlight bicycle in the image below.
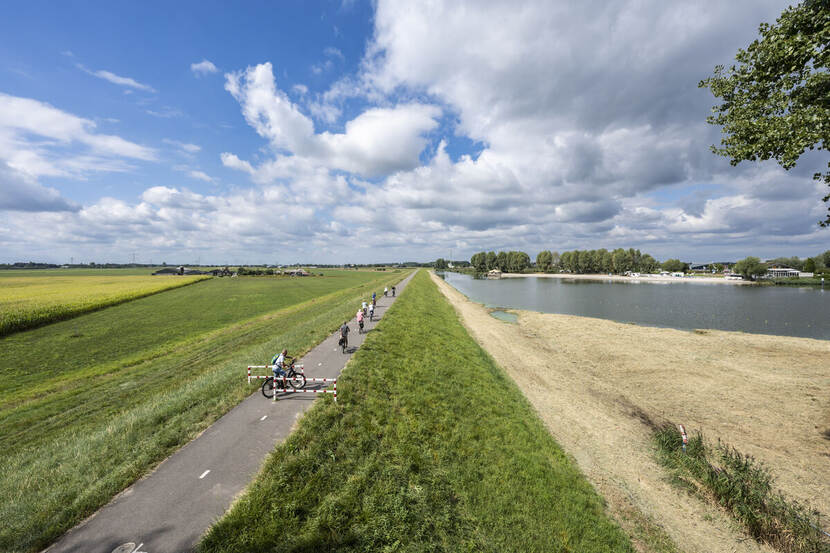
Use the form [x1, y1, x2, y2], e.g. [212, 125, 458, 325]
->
[261, 357, 307, 398]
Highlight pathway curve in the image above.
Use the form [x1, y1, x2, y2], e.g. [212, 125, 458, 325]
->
[45, 272, 415, 553]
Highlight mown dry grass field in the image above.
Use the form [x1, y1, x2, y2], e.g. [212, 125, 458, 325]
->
[432, 272, 830, 553]
[0, 273, 209, 335]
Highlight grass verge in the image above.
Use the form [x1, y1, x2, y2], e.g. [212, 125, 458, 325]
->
[654, 425, 830, 553]
[199, 270, 633, 553]
[0, 271, 407, 553]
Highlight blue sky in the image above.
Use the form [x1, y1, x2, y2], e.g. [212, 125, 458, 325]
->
[1, 1, 374, 202]
[1, 0, 827, 265]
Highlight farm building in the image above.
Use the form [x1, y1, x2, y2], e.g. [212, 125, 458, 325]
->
[152, 266, 209, 276]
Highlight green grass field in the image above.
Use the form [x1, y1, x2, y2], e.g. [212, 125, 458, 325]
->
[199, 270, 633, 553]
[0, 269, 408, 553]
[0, 273, 210, 336]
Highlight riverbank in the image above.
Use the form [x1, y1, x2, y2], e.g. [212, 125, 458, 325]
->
[501, 272, 751, 284]
[431, 272, 830, 553]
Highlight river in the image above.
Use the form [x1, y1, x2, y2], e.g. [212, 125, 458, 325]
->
[438, 272, 830, 340]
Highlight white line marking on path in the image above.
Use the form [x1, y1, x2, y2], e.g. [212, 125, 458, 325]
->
[260, 415, 267, 421]
[199, 470, 210, 479]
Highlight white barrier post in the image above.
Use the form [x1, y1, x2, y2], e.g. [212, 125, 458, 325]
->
[246, 367, 337, 402]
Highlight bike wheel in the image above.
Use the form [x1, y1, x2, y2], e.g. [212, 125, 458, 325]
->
[288, 371, 306, 389]
[261, 377, 275, 398]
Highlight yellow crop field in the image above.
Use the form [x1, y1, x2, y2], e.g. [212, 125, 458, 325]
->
[0, 274, 210, 336]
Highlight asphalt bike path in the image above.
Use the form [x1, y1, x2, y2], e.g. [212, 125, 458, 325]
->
[45, 273, 414, 553]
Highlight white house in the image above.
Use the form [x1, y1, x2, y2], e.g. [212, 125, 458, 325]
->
[766, 267, 800, 278]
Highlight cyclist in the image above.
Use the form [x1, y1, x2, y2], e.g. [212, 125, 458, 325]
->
[368, 302, 375, 321]
[361, 300, 368, 316]
[271, 348, 288, 382]
[339, 321, 349, 353]
[384, 287, 388, 297]
[392, 285, 396, 297]
[357, 309, 365, 333]
[372, 291, 376, 303]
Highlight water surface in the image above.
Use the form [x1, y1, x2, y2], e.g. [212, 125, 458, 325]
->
[439, 272, 829, 340]
[490, 310, 518, 323]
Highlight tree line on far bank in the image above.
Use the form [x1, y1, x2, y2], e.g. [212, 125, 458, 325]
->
[466, 248, 665, 275]
[732, 251, 830, 280]
[454, 248, 830, 279]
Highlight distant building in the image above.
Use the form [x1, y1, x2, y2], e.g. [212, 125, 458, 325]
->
[487, 269, 502, 279]
[152, 266, 208, 275]
[766, 267, 800, 278]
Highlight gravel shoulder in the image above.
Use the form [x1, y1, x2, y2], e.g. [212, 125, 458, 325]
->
[431, 272, 830, 553]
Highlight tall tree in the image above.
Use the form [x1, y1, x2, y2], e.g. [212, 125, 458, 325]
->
[486, 251, 497, 270]
[536, 250, 553, 272]
[516, 251, 530, 272]
[661, 259, 687, 273]
[639, 254, 659, 273]
[560, 251, 573, 272]
[734, 256, 768, 280]
[495, 251, 508, 272]
[700, 1, 830, 226]
[600, 249, 613, 273]
[471, 252, 487, 272]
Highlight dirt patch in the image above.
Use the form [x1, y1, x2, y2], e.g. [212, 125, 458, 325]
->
[431, 272, 830, 553]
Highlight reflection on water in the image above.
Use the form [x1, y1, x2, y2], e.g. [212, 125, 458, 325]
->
[439, 272, 829, 340]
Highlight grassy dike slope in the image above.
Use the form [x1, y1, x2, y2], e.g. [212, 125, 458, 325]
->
[0, 271, 407, 553]
[199, 271, 632, 553]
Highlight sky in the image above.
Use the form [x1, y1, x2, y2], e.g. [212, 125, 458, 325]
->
[0, 0, 827, 265]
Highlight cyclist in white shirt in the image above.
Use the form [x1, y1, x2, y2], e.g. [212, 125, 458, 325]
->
[271, 349, 288, 379]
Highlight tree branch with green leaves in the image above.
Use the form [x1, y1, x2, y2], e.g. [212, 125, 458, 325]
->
[700, 0, 830, 226]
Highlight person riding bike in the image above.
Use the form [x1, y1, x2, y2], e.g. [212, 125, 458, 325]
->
[339, 321, 350, 353]
[384, 287, 388, 297]
[362, 300, 368, 315]
[368, 302, 374, 321]
[357, 309, 365, 333]
[392, 285, 396, 297]
[372, 291, 376, 303]
[271, 349, 289, 381]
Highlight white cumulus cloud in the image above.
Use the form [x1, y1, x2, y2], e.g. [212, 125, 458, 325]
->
[224, 62, 440, 178]
[191, 59, 219, 76]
